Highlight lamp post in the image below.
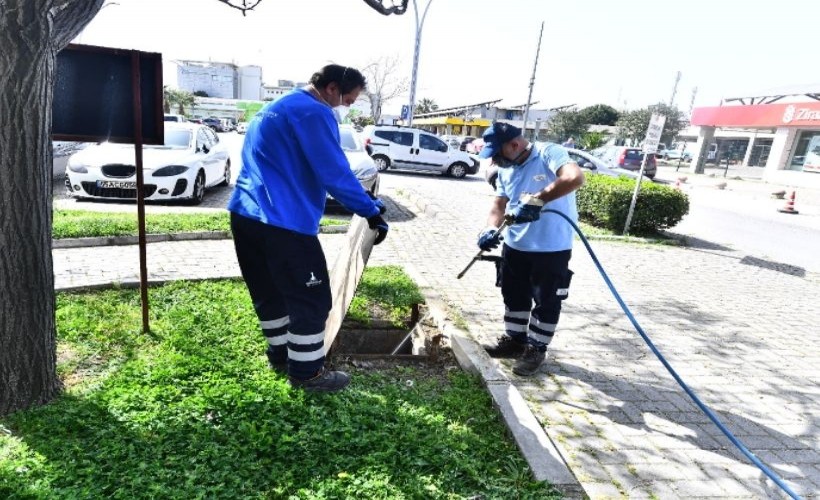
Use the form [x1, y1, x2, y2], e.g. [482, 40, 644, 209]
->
[406, 0, 433, 127]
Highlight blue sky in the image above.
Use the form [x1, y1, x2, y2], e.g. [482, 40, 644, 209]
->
[74, 0, 820, 114]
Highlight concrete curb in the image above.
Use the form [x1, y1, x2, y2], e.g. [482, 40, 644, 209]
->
[52, 225, 349, 249]
[421, 296, 585, 498]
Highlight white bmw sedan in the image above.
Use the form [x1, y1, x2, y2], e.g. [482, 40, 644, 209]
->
[65, 123, 231, 205]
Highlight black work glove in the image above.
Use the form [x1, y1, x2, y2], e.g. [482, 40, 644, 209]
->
[367, 214, 389, 245]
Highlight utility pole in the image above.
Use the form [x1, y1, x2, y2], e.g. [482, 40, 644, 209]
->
[521, 21, 544, 140]
[406, 0, 434, 127]
[669, 70, 681, 106]
[688, 86, 698, 117]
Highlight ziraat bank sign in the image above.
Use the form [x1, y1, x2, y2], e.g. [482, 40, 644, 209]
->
[692, 102, 820, 128]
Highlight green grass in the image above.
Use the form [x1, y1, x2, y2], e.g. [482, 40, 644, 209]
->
[577, 220, 678, 245]
[52, 209, 348, 239]
[346, 265, 425, 328]
[0, 273, 559, 499]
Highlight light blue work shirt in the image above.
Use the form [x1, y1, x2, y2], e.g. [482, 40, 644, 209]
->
[495, 142, 578, 252]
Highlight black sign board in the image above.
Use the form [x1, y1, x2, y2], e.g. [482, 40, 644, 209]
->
[52, 44, 163, 145]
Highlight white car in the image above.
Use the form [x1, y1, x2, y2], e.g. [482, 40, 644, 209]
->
[65, 123, 231, 205]
[325, 125, 380, 211]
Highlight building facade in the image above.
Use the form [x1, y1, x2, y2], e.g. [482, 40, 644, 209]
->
[689, 95, 820, 186]
[411, 100, 553, 139]
[262, 80, 308, 101]
[177, 61, 264, 100]
[237, 65, 263, 101]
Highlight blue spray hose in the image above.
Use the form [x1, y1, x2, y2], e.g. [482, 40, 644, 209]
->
[542, 209, 802, 500]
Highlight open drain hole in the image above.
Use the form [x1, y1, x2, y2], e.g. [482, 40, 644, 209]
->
[333, 328, 415, 356]
[330, 305, 447, 362]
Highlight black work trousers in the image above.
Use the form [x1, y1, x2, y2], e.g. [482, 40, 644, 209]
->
[500, 245, 573, 351]
[230, 212, 331, 380]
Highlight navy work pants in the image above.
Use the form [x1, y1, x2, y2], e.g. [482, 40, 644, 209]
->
[230, 212, 331, 380]
[500, 245, 573, 351]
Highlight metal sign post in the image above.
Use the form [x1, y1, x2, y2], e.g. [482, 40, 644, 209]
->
[624, 113, 666, 236]
[131, 52, 151, 333]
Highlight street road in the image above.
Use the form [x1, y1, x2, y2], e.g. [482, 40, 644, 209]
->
[669, 188, 820, 274]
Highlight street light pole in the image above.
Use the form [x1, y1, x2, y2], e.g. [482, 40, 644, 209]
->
[406, 0, 433, 127]
[521, 21, 544, 140]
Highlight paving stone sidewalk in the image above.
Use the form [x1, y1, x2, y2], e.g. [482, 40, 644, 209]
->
[52, 182, 819, 499]
[368, 182, 819, 499]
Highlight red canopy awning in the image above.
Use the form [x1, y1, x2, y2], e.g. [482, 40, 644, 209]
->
[691, 102, 820, 128]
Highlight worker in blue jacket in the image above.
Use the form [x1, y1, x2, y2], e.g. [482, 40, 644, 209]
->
[228, 64, 388, 393]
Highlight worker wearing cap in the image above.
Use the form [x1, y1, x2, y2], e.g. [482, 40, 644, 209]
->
[476, 122, 585, 376]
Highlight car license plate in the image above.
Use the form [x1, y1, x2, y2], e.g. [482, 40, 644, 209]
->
[97, 180, 136, 189]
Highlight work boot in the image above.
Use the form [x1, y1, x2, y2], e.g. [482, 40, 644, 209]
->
[513, 345, 546, 376]
[289, 368, 351, 393]
[485, 335, 528, 358]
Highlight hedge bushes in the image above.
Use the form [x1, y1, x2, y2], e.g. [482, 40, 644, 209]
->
[576, 174, 689, 235]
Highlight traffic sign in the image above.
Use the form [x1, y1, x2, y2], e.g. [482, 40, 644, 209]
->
[643, 113, 667, 154]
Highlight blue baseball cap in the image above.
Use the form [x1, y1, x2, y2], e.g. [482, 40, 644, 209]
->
[478, 122, 522, 159]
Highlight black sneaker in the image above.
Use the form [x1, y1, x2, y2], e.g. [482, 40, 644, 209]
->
[485, 335, 528, 358]
[513, 345, 546, 376]
[289, 368, 351, 393]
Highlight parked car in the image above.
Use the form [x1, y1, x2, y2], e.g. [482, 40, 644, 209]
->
[459, 136, 477, 151]
[591, 145, 657, 179]
[658, 147, 693, 161]
[164, 113, 185, 123]
[220, 118, 236, 132]
[65, 123, 231, 205]
[202, 117, 225, 132]
[564, 148, 638, 179]
[236, 122, 249, 134]
[440, 134, 462, 150]
[325, 125, 380, 211]
[466, 138, 485, 155]
[362, 125, 480, 178]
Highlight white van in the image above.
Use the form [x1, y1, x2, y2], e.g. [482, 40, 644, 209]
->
[361, 125, 480, 178]
[164, 114, 185, 123]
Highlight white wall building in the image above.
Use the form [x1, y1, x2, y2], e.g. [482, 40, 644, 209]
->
[177, 61, 237, 99]
[262, 80, 308, 101]
[177, 60, 265, 100]
[237, 65, 263, 101]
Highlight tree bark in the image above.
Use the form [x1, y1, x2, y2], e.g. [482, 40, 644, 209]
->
[0, 0, 102, 416]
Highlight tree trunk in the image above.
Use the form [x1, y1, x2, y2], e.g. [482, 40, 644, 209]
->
[0, 0, 103, 416]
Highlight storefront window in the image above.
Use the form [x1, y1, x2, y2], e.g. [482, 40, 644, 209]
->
[789, 130, 820, 171]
